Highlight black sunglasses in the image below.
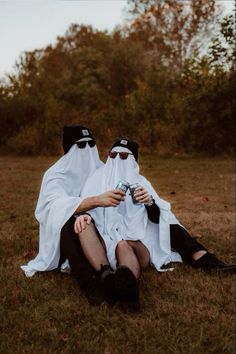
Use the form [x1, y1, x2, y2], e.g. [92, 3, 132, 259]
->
[76, 140, 96, 149]
[108, 151, 133, 160]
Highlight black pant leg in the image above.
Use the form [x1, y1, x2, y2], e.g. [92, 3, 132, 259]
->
[170, 224, 207, 264]
[60, 216, 98, 290]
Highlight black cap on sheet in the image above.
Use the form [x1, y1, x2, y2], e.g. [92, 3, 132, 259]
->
[110, 137, 139, 161]
[63, 125, 95, 154]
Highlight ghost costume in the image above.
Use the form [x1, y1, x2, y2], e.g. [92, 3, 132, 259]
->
[81, 146, 182, 271]
[21, 134, 103, 277]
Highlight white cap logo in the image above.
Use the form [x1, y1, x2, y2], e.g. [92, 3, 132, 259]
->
[120, 139, 128, 145]
[82, 129, 89, 136]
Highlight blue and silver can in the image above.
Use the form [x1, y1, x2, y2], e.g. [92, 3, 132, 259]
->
[115, 180, 130, 193]
[129, 183, 142, 204]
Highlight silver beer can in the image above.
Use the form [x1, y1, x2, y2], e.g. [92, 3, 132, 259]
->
[115, 180, 130, 194]
[129, 183, 142, 204]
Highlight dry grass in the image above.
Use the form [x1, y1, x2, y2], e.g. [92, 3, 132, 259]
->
[0, 155, 235, 354]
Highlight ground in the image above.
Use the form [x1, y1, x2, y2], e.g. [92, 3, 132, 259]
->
[0, 155, 234, 354]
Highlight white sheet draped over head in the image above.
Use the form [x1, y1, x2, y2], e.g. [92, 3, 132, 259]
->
[21, 142, 103, 277]
[82, 146, 182, 270]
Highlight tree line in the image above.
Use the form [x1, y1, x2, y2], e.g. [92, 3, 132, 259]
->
[0, 0, 235, 155]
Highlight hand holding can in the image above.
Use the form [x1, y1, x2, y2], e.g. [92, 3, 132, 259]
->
[115, 180, 130, 194]
[129, 183, 142, 204]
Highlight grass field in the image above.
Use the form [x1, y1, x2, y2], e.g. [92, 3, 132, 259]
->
[0, 155, 235, 354]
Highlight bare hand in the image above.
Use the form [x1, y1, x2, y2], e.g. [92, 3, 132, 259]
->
[96, 190, 125, 207]
[134, 186, 151, 204]
[74, 214, 92, 233]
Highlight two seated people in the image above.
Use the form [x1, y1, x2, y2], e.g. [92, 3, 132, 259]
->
[21, 126, 236, 312]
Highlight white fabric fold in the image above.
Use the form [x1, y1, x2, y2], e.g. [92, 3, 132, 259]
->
[21, 144, 103, 277]
[81, 147, 182, 270]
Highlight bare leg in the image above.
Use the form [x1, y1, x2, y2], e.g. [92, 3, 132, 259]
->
[127, 240, 150, 269]
[115, 240, 141, 278]
[78, 223, 109, 271]
[192, 250, 207, 261]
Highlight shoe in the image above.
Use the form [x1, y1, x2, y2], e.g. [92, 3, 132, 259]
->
[114, 266, 140, 313]
[82, 274, 106, 306]
[98, 264, 117, 305]
[192, 252, 236, 274]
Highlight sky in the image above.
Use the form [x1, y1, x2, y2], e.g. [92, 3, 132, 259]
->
[0, 0, 234, 78]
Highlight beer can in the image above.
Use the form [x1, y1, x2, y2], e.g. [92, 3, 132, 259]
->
[129, 183, 142, 204]
[115, 180, 130, 193]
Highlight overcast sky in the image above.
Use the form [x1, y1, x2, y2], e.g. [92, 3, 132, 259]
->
[0, 0, 234, 78]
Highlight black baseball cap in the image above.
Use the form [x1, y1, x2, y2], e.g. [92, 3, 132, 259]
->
[110, 137, 139, 161]
[63, 125, 95, 154]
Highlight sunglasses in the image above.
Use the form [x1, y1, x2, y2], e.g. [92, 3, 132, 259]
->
[76, 140, 96, 149]
[108, 151, 133, 160]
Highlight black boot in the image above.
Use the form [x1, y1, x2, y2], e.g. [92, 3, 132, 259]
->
[98, 264, 117, 305]
[114, 266, 140, 313]
[192, 252, 236, 274]
[80, 274, 106, 306]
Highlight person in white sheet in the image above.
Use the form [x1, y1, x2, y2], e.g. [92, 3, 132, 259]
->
[77, 137, 236, 310]
[78, 137, 182, 309]
[20, 126, 125, 305]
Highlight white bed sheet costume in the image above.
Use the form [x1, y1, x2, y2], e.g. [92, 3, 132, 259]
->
[81, 144, 182, 271]
[21, 130, 103, 277]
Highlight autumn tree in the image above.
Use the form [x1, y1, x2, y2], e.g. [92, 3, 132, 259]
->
[0, 5, 234, 155]
[125, 0, 219, 70]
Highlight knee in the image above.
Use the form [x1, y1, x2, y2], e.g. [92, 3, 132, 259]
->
[78, 222, 95, 236]
[116, 240, 132, 254]
[129, 240, 150, 269]
[127, 240, 135, 247]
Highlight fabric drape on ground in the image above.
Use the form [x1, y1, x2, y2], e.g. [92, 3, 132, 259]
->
[21, 144, 103, 277]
